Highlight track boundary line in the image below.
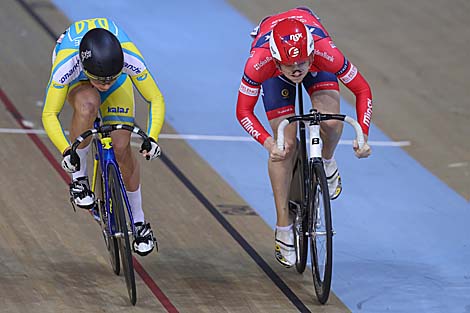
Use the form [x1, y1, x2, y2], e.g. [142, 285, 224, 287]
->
[0, 127, 411, 147]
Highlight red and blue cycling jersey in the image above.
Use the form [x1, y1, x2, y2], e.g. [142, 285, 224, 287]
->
[236, 7, 373, 145]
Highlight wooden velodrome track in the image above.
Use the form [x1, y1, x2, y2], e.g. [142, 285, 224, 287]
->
[0, 0, 468, 312]
[0, 1, 347, 312]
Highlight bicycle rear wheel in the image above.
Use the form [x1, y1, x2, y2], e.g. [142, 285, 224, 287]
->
[92, 140, 120, 275]
[309, 161, 333, 304]
[108, 165, 137, 305]
[289, 156, 308, 274]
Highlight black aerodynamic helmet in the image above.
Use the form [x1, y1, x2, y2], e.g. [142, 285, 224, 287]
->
[79, 28, 124, 83]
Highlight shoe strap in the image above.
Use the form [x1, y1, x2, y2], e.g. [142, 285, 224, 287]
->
[326, 168, 339, 180]
[275, 239, 294, 249]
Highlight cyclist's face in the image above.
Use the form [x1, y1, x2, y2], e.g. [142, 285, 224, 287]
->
[278, 59, 311, 83]
[88, 78, 117, 91]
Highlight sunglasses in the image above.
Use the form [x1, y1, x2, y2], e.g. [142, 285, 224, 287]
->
[83, 69, 121, 85]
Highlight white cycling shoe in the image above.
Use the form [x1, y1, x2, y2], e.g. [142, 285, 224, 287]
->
[70, 176, 95, 209]
[274, 227, 295, 268]
[133, 222, 157, 256]
[323, 158, 342, 200]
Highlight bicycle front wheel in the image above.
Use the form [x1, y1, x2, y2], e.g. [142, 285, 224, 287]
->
[108, 165, 137, 305]
[309, 161, 333, 304]
[92, 140, 120, 275]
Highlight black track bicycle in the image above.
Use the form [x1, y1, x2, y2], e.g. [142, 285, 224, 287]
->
[277, 84, 365, 304]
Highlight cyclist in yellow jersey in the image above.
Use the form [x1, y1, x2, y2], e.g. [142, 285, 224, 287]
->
[42, 18, 166, 256]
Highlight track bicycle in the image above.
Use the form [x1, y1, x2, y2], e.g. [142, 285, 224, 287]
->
[277, 84, 365, 304]
[69, 118, 153, 305]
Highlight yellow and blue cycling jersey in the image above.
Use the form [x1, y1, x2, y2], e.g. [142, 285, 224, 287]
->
[43, 18, 165, 154]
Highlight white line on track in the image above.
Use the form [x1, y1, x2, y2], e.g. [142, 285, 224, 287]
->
[0, 127, 411, 147]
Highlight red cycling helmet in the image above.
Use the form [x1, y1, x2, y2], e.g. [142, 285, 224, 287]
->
[269, 18, 314, 65]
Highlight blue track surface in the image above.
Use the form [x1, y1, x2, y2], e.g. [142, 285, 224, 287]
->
[51, 1, 470, 312]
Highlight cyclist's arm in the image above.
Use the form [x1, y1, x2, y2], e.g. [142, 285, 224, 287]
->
[314, 39, 373, 135]
[236, 76, 271, 146]
[42, 80, 70, 154]
[121, 41, 165, 140]
[130, 70, 165, 141]
[336, 62, 372, 136]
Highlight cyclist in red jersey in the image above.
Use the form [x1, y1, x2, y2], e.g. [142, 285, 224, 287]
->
[236, 7, 372, 267]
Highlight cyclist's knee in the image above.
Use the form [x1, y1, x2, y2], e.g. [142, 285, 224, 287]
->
[284, 137, 298, 158]
[270, 114, 296, 142]
[69, 83, 99, 100]
[114, 141, 131, 157]
[114, 147, 133, 167]
[112, 133, 132, 160]
[75, 101, 99, 120]
[70, 85, 100, 118]
[311, 90, 340, 116]
[321, 119, 343, 135]
[311, 89, 340, 106]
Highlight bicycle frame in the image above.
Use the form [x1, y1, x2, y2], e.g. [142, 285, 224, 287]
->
[71, 120, 151, 240]
[91, 121, 136, 238]
[278, 88, 365, 231]
[296, 85, 309, 229]
[292, 89, 323, 242]
[305, 114, 324, 237]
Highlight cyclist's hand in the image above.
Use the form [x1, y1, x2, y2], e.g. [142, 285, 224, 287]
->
[140, 137, 161, 160]
[264, 137, 287, 162]
[353, 134, 371, 159]
[61, 149, 80, 173]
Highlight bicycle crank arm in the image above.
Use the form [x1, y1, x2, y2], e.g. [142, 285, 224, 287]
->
[310, 230, 336, 236]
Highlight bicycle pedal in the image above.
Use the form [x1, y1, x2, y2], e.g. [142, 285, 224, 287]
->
[288, 200, 300, 211]
[89, 205, 101, 222]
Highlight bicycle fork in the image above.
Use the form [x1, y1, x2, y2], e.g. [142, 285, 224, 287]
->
[306, 111, 335, 237]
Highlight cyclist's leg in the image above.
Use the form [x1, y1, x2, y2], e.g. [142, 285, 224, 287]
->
[110, 130, 140, 193]
[111, 130, 155, 255]
[303, 72, 343, 199]
[67, 82, 101, 208]
[262, 76, 298, 226]
[262, 76, 297, 267]
[101, 75, 156, 255]
[268, 115, 297, 227]
[99, 75, 140, 208]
